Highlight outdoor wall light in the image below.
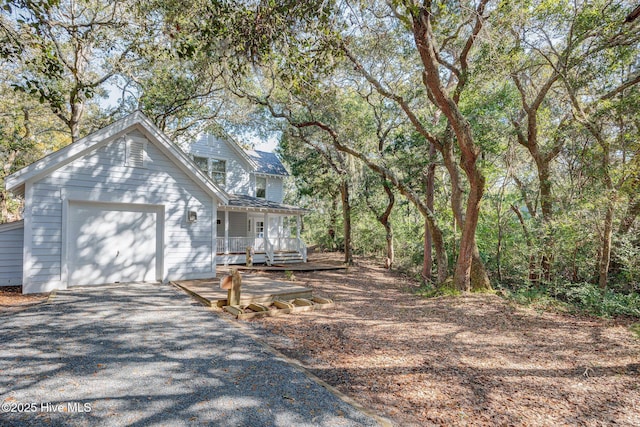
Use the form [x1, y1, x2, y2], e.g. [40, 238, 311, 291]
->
[187, 210, 198, 223]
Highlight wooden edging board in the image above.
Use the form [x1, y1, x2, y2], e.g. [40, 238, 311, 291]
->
[224, 302, 336, 320]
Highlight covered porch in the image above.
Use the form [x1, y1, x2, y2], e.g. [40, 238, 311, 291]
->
[216, 195, 307, 265]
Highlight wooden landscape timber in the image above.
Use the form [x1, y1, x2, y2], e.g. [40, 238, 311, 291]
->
[223, 296, 336, 320]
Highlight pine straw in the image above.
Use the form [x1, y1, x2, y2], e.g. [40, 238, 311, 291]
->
[248, 255, 640, 426]
[0, 286, 48, 308]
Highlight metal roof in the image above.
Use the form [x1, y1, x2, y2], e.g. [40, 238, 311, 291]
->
[247, 150, 289, 176]
[225, 195, 306, 214]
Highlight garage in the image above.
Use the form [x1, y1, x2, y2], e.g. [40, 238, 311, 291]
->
[4, 112, 226, 294]
[67, 202, 162, 286]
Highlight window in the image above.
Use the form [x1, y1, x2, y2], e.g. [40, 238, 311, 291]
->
[255, 220, 264, 238]
[193, 156, 208, 174]
[210, 159, 226, 186]
[256, 177, 266, 198]
[192, 156, 226, 187]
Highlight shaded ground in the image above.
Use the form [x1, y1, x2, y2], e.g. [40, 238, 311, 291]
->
[0, 283, 382, 426]
[246, 254, 640, 426]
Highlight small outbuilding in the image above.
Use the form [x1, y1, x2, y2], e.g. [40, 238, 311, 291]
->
[3, 111, 227, 294]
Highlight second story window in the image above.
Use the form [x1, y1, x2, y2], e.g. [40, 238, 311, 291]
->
[194, 156, 208, 175]
[256, 177, 266, 198]
[193, 156, 226, 187]
[210, 159, 226, 186]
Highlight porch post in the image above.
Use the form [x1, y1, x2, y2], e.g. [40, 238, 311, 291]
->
[296, 215, 301, 239]
[264, 212, 269, 241]
[224, 210, 229, 255]
[264, 212, 270, 262]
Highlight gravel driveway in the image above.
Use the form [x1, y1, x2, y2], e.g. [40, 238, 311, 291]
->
[0, 283, 383, 426]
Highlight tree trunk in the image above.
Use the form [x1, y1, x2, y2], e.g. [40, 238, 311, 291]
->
[511, 204, 538, 282]
[423, 143, 436, 281]
[442, 140, 491, 291]
[381, 179, 395, 268]
[328, 194, 338, 250]
[538, 162, 554, 281]
[340, 179, 353, 265]
[410, 4, 490, 292]
[599, 201, 614, 289]
[454, 168, 489, 292]
[598, 145, 615, 289]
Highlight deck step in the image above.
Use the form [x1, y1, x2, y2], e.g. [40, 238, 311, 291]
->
[271, 252, 304, 264]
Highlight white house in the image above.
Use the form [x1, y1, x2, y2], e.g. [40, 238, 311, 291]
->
[0, 111, 306, 294]
[187, 131, 307, 266]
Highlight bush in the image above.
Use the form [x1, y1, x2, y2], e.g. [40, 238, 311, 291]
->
[558, 283, 640, 318]
[498, 281, 640, 318]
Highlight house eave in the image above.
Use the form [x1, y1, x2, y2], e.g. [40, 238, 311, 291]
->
[219, 205, 308, 215]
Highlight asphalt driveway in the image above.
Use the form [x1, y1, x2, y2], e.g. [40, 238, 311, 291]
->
[0, 283, 383, 427]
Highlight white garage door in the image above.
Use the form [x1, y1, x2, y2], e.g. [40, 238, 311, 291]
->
[68, 202, 160, 286]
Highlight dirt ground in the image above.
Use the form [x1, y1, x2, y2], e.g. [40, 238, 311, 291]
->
[247, 254, 640, 426]
[0, 286, 48, 310]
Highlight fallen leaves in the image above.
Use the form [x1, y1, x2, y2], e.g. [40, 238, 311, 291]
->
[249, 254, 640, 426]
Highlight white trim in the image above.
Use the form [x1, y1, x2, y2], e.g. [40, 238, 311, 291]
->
[253, 172, 287, 178]
[210, 133, 258, 171]
[211, 197, 216, 272]
[5, 111, 229, 204]
[219, 205, 307, 215]
[21, 183, 34, 292]
[63, 199, 165, 286]
[224, 210, 229, 255]
[0, 220, 24, 233]
[61, 197, 69, 287]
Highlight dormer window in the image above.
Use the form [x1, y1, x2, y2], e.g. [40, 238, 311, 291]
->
[256, 177, 266, 198]
[193, 156, 226, 187]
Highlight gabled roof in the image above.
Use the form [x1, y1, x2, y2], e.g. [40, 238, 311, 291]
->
[247, 150, 289, 176]
[5, 111, 229, 204]
[214, 130, 258, 170]
[224, 195, 307, 214]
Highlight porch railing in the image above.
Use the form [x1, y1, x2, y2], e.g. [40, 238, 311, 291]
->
[215, 236, 307, 263]
[268, 237, 300, 252]
[216, 237, 266, 254]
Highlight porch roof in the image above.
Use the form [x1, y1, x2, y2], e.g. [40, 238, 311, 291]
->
[223, 194, 308, 214]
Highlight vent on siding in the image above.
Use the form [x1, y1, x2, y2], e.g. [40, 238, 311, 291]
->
[126, 138, 145, 167]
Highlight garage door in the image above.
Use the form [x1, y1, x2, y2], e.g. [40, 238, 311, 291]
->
[68, 202, 160, 286]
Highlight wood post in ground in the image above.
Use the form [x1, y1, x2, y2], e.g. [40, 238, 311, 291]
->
[228, 269, 242, 306]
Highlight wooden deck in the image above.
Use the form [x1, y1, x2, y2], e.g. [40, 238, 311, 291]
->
[234, 261, 347, 272]
[172, 274, 313, 308]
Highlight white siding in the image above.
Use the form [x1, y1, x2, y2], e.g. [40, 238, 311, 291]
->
[189, 134, 252, 196]
[229, 212, 248, 236]
[216, 211, 247, 237]
[0, 221, 24, 286]
[266, 176, 284, 203]
[24, 129, 216, 293]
